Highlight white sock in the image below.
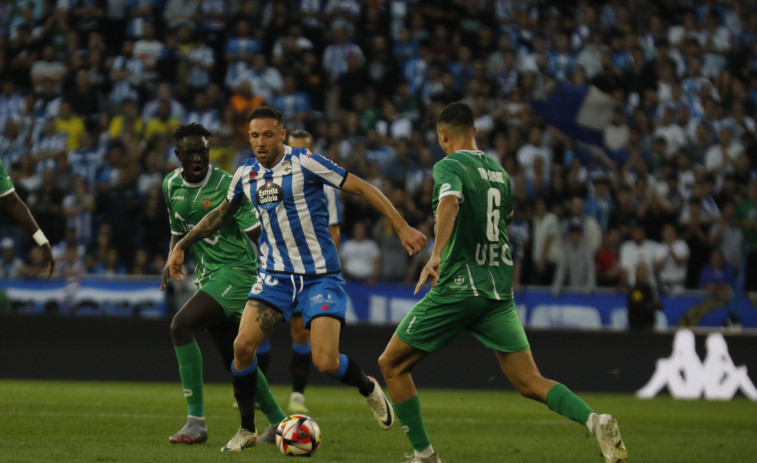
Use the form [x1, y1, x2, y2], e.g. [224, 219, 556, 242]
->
[416, 446, 435, 458]
[290, 392, 305, 403]
[586, 412, 597, 433]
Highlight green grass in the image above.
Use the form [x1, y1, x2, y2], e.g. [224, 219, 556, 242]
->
[0, 380, 755, 462]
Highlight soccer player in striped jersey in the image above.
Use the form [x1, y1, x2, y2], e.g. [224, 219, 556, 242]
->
[378, 102, 628, 463]
[160, 123, 286, 448]
[166, 107, 427, 452]
[0, 158, 54, 278]
[253, 129, 342, 415]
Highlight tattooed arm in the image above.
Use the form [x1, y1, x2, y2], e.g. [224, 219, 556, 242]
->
[165, 199, 241, 282]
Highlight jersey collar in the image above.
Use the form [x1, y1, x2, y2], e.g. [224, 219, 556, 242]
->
[181, 166, 212, 188]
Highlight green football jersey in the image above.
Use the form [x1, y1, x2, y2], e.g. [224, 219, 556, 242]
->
[429, 150, 514, 301]
[163, 166, 259, 288]
[0, 159, 15, 197]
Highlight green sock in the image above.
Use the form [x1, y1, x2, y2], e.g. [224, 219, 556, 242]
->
[175, 343, 204, 417]
[393, 395, 431, 451]
[546, 384, 593, 425]
[256, 368, 287, 424]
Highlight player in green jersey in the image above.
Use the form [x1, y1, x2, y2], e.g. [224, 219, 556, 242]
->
[0, 159, 54, 278]
[378, 103, 628, 463]
[160, 123, 286, 448]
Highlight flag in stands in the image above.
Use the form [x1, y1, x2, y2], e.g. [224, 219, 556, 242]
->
[530, 82, 615, 149]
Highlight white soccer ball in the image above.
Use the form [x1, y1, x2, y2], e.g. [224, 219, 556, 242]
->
[275, 414, 322, 457]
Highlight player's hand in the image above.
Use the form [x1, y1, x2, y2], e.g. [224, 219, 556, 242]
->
[160, 258, 172, 291]
[40, 244, 55, 279]
[414, 255, 441, 295]
[165, 244, 186, 283]
[399, 225, 427, 256]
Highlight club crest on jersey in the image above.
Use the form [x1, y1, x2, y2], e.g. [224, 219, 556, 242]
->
[252, 280, 263, 294]
[201, 198, 212, 208]
[282, 161, 292, 175]
[255, 181, 284, 210]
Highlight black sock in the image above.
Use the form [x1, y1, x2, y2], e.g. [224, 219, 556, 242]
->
[257, 352, 271, 375]
[336, 355, 375, 396]
[232, 363, 258, 431]
[290, 351, 312, 394]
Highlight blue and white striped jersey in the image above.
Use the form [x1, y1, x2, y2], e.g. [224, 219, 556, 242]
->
[228, 146, 346, 276]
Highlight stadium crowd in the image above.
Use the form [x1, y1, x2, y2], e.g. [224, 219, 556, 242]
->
[1, 0, 757, 302]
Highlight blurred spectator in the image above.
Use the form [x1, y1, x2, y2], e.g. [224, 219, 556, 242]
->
[55, 241, 85, 279]
[620, 222, 659, 288]
[163, 0, 200, 30]
[340, 221, 380, 285]
[529, 196, 560, 285]
[62, 177, 95, 244]
[92, 246, 127, 276]
[26, 168, 65, 244]
[183, 31, 215, 99]
[704, 125, 743, 178]
[30, 44, 65, 94]
[246, 53, 282, 104]
[627, 263, 662, 331]
[710, 199, 744, 270]
[551, 219, 596, 296]
[17, 246, 51, 278]
[508, 201, 531, 291]
[55, 101, 86, 152]
[322, 23, 364, 87]
[144, 99, 180, 153]
[596, 227, 623, 289]
[679, 249, 736, 327]
[0, 237, 23, 278]
[109, 40, 143, 105]
[563, 195, 602, 254]
[272, 75, 312, 131]
[653, 223, 690, 295]
[375, 99, 412, 145]
[132, 20, 164, 87]
[185, 91, 220, 134]
[736, 181, 757, 294]
[64, 68, 104, 128]
[371, 187, 410, 283]
[585, 175, 615, 235]
[679, 198, 713, 289]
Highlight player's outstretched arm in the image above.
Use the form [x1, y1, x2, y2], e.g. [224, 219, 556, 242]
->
[166, 199, 239, 282]
[340, 173, 427, 255]
[415, 195, 459, 295]
[2, 191, 54, 279]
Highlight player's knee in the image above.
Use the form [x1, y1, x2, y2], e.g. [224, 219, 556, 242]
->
[377, 352, 395, 377]
[232, 335, 257, 363]
[312, 352, 339, 375]
[169, 316, 193, 345]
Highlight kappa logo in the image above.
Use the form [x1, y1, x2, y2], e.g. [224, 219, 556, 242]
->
[249, 170, 258, 179]
[320, 304, 329, 311]
[637, 329, 757, 401]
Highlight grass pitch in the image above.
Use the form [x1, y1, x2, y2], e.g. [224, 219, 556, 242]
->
[0, 380, 755, 462]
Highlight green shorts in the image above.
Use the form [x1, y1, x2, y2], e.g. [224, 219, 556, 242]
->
[396, 293, 530, 353]
[197, 266, 257, 322]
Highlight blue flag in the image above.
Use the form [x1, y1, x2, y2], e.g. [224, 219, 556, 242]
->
[530, 82, 615, 149]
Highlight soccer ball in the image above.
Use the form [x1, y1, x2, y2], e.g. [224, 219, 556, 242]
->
[275, 414, 321, 457]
